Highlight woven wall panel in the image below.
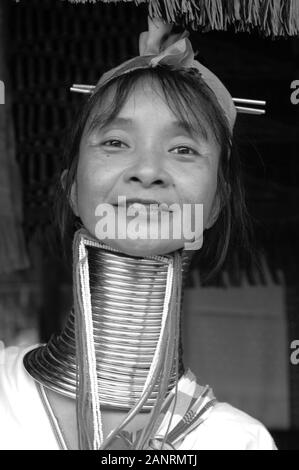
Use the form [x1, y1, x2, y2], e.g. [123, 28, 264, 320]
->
[7, 0, 146, 234]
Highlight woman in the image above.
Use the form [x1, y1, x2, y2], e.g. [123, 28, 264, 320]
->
[0, 17, 276, 450]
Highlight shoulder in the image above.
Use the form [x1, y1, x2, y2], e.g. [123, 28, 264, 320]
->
[176, 369, 276, 450]
[0, 344, 49, 449]
[1, 344, 26, 393]
[0, 343, 35, 392]
[0, 344, 38, 417]
[180, 401, 277, 450]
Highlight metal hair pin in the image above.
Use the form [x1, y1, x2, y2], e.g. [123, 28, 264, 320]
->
[70, 84, 266, 115]
[233, 97, 266, 115]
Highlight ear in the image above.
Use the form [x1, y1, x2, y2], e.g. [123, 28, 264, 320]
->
[61, 169, 79, 217]
[205, 193, 221, 230]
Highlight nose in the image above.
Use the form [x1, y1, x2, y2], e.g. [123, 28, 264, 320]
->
[122, 149, 173, 189]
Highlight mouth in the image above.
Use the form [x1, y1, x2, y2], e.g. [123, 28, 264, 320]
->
[113, 198, 173, 212]
[116, 198, 160, 205]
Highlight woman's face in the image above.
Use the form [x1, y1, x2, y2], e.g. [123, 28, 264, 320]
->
[70, 79, 221, 256]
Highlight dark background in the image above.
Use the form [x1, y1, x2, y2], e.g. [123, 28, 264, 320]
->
[1, 0, 299, 449]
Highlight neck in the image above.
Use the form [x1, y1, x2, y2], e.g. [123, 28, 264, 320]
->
[24, 229, 192, 412]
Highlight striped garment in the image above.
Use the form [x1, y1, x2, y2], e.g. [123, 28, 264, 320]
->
[106, 369, 217, 450]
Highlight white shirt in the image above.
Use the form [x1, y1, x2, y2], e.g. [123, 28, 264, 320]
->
[0, 345, 277, 450]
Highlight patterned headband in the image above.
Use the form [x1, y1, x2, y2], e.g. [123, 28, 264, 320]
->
[71, 17, 265, 130]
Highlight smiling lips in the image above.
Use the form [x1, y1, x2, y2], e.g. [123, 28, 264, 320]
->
[114, 198, 173, 212]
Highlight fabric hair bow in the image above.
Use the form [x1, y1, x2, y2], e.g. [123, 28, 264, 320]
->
[93, 16, 236, 130]
[72, 17, 268, 129]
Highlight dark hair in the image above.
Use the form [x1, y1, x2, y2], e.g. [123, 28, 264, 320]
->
[55, 65, 253, 281]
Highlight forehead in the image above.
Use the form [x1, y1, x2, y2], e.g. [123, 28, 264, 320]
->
[116, 83, 174, 117]
[98, 84, 183, 132]
[89, 78, 174, 121]
[84, 74, 216, 144]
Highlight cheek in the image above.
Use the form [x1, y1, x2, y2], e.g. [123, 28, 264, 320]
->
[178, 168, 218, 227]
[75, 161, 113, 233]
[77, 170, 99, 208]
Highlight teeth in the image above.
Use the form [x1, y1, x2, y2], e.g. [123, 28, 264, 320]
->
[128, 203, 168, 213]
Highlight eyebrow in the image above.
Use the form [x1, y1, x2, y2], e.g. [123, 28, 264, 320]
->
[91, 116, 208, 141]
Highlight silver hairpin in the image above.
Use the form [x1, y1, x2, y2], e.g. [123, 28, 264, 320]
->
[70, 84, 266, 115]
[233, 97, 266, 115]
[233, 98, 266, 106]
[70, 84, 94, 94]
[235, 106, 265, 115]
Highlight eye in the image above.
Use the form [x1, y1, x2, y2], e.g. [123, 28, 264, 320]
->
[171, 146, 197, 155]
[102, 139, 127, 148]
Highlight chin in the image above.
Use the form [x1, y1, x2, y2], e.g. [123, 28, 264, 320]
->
[98, 238, 185, 258]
